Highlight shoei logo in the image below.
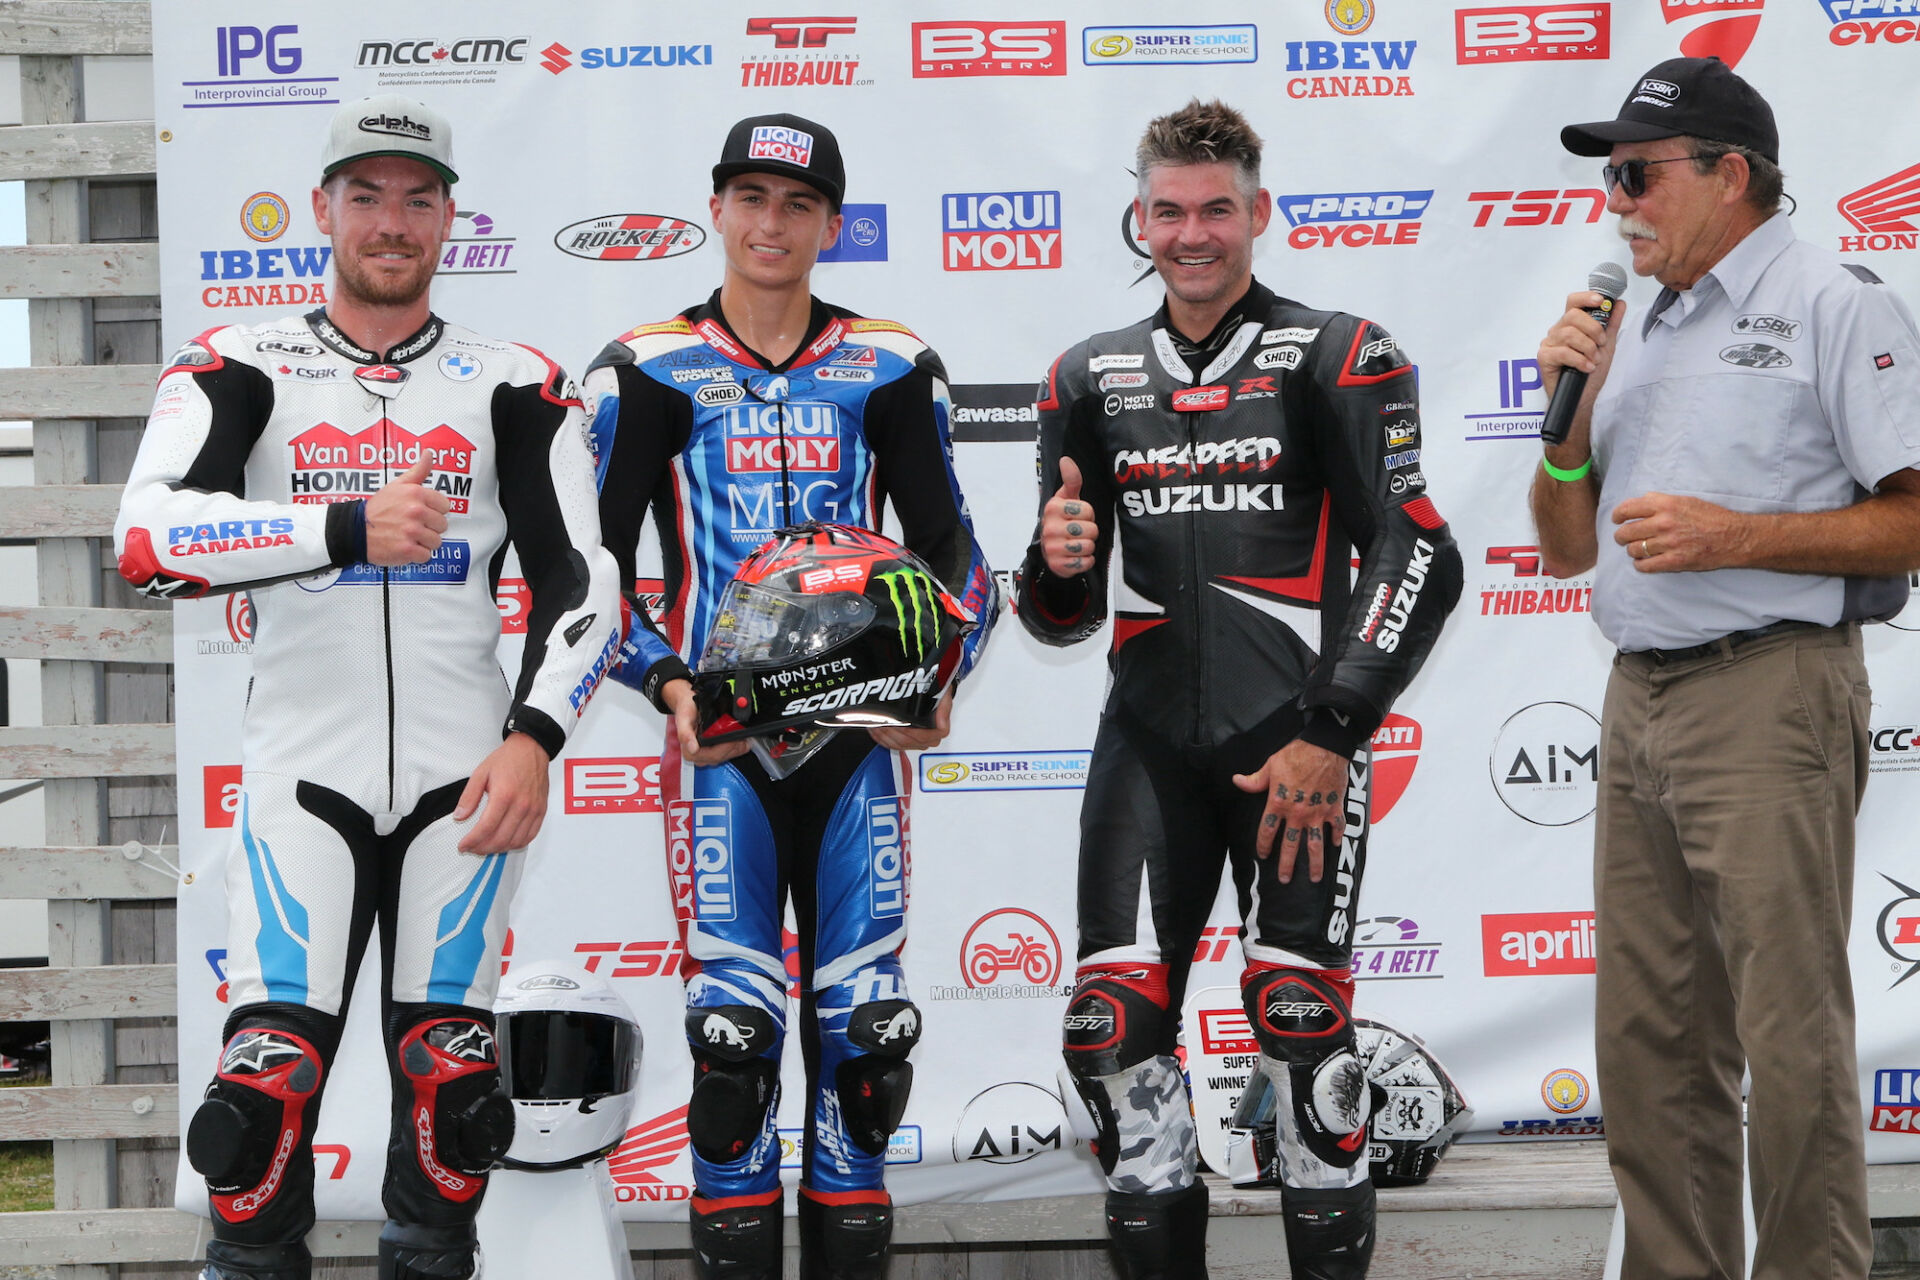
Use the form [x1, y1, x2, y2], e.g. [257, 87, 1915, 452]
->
[203, 764, 242, 829]
[1541, 1067, 1590, 1113]
[1491, 701, 1599, 826]
[565, 757, 662, 813]
[960, 907, 1063, 988]
[608, 1106, 693, 1200]
[1661, 0, 1763, 69]
[867, 797, 909, 919]
[952, 1081, 1073, 1164]
[1455, 6, 1610, 62]
[1481, 910, 1597, 975]
[1872, 1070, 1920, 1133]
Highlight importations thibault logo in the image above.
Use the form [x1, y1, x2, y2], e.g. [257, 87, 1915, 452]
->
[925, 907, 1068, 1002]
[1081, 24, 1257, 65]
[918, 750, 1091, 792]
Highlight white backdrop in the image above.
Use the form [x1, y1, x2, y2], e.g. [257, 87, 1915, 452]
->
[153, 0, 1920, 1220]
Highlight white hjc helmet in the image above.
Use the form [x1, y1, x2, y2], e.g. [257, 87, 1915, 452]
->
[494, 960, 643, 1170]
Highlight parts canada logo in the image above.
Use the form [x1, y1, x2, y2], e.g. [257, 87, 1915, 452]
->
[1837, 164, 1920, 253]
[1821, 1, 1920, 44]
[555, 214, 706, 262]
[951, 1081, 1073, 1164]
[183, 24, 338, 109]
[608, 1106, 693, 1202]
[1274, 190, 1429, 249]
[1480, 544, 1592, 618]
[920, 750, 1091, 791]
[912, 21, 1068, 77]
[1456, 5, 1611, 62]
[928, 907, 1068, 1001]
[355, 36, 528, 87]
[1467, 188, 1606, 228]
[942, 191, 1062, 271]
[1491, 701, 1599, 826]
[1662, 0, 1763, 68]
[1481, 910, 1597, 976]
[741, 15, 870, 87]
[1281, 29, 1415, 98]
[1081, 24, 1257, 65]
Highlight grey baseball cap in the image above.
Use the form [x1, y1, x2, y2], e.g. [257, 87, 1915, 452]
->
[320, 94, 458, 185]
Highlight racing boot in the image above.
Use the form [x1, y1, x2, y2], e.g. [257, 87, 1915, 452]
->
[1106, 1182, 1210, 1280]
[200, 1239, 312, 1280]
[798, 1187, 893, 1280]
[691, 1191, 784, 1280]
[1281, 1183, 1376, 1280]
[377, 1220, 482, 1280]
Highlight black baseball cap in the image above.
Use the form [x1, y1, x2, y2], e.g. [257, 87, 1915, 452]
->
[712, 114, 845, 210]
[1561, 57, 1778, 165]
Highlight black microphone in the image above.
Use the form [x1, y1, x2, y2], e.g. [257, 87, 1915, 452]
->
[1540, 261, 1628, 447]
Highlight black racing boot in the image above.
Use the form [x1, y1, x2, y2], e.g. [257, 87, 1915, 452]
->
[690, 1192, 785, 1280]
[1106, 1182, 1210, 1280]
[200, 1239, 313, 1280]
[377, 1220, 481, 1279]
[1281, 1182, 1376, 1280]
[798, 1188, 893, 1280]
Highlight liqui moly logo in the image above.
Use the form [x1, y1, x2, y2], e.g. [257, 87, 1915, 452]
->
[942, 191, 1062, 271]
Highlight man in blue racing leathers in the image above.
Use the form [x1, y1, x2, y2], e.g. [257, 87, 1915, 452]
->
[587, 113, 997, 1280]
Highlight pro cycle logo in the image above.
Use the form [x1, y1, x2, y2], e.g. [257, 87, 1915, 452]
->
[1838, 164, 1920, 253]
[287, 423, 476, 511]
[912, 21, 1068, 77]
[1822, 0, 1920, 44]
[722, 403, 842, 472]
[1482, 910, 1597, 975]
[1455, 6, 1611, 62]
[565, 757, 662, 813]
[943, 191, 1062, 271]
[1275, 190, 1430, 249]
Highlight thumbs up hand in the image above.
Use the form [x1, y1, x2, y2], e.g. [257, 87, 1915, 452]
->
[365, 453, 451, 566]
[1041, 456, 1099, 578]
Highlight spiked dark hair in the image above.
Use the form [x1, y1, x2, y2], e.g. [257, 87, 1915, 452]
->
[1136, 99, 1263, 204]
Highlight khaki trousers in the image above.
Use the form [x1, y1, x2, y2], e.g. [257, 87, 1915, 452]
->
[1596, 623, 1871, 1280]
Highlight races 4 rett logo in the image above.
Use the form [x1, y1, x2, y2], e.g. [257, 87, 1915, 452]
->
[1275, 190, 1430, 249]
[1456, 5, 1610, 63]
[943, 191, 1062, 270]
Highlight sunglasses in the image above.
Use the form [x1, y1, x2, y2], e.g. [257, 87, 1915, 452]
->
[1601, 155, 1715, 198]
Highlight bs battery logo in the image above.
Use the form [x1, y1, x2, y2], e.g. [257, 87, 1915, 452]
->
[912, 22, 1068, 77]
[565, 758, 662, 813]
[1455, 6, 1610, 63]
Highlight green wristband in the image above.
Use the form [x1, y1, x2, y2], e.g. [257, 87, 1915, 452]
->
[1540, 454, 1593, 482]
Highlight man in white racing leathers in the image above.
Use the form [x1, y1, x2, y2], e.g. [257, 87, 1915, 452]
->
[1017, 101, 1461, 1279]
[114, 97, 621, 1280]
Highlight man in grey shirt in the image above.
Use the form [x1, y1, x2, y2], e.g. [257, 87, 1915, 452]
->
[1532, 56, 1920, 1280]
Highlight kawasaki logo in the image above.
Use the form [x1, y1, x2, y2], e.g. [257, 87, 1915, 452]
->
[874, 569, 943, 661]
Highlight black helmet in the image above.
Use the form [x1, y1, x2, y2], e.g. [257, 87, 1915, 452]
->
[693, 523, 976, 743]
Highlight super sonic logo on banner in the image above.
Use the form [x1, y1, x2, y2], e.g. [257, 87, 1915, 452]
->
[154, 0, 1920, 1223]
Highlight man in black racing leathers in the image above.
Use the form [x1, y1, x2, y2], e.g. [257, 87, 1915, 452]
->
[1015, 100, 1461, 1280]
[114, 97, 621, 1280]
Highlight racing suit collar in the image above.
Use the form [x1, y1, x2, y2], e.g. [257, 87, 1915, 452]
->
[304, 308, 445, 366]
[692, 288, 841, 373]
[1154, 279, 1274, 379]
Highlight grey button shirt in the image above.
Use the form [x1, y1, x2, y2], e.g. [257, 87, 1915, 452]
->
[1590, 211, 1920, 651]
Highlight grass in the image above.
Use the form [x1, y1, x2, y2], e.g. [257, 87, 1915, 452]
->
[0, 1075, 53, 1213]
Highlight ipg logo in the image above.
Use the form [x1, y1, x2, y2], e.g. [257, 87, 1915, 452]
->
[216, 25, 303, 76]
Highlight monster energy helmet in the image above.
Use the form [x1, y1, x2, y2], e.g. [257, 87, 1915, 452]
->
[693, 522, 977, 742]
[1224, 1017, 1474, 1187]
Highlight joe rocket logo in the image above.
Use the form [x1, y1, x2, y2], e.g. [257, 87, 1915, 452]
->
[1838, 164, 1920, 253]
[184, 24, 339, 109]
[919, 751, 1091, 792]
[1491, 701, 1599, 826]
[1876, 873, 1920, 987]
[951, 1082, 1073, 1164]
[287, 423, 476, 512]
[1662, 0, 1763, 68]
[1274, 190, 1430, 249]
[608, 1106, 693, 1202]
[943, 191, 1062, 271]
[1821, 0, 1920, 44]
[554, 214, 706, 262]
[1081, 24, 1257, 65]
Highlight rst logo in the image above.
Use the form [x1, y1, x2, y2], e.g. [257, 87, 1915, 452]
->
[667, 799, 735, 922]
[943, 191, 1062, 271]
[1482, 910, 1596, 976]
[1274, 190, 1430, 249]
[911, 21, 1067, 77]
[565, 757, 662, 814]
[1455, 6, 1610, 62]
[867, 797, 909, 918]
[1467, 189, 1606, 227]
[1822, 0, 1920, 44]
[721, 403, 842, 471]
[204, 764, 243, 829]
[1838, 164, 1920, 253]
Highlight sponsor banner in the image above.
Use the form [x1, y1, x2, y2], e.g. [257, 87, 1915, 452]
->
[949, 383, 1039, 442]
[1456, 5, 1611, 62]
[179, 23, 339, 109]
[1274, 190, 1430, 249]
[818, 203, 889, 263]
[943, 191, 1062, 271]
[919, 750, 1091, 791]
[912, 21, 1068, 77]
[1081, 25, 1257, 65]
[1482, 911, 1597, 976]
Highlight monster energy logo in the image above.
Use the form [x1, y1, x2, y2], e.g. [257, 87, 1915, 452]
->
[876, 569, 941, 660]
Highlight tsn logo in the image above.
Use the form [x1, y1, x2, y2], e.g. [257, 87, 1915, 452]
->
[573, 939, 688, 979]
[1467, 189, 1606, 228]
[1456, 5, 1611, 62]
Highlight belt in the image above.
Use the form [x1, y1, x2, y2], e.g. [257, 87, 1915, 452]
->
[1631, 619, 1820, 665]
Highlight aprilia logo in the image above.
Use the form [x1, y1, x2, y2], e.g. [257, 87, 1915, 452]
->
[1482, 910, 1596, 975]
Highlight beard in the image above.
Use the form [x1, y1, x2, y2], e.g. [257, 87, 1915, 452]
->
[333, 238, 437, 308]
